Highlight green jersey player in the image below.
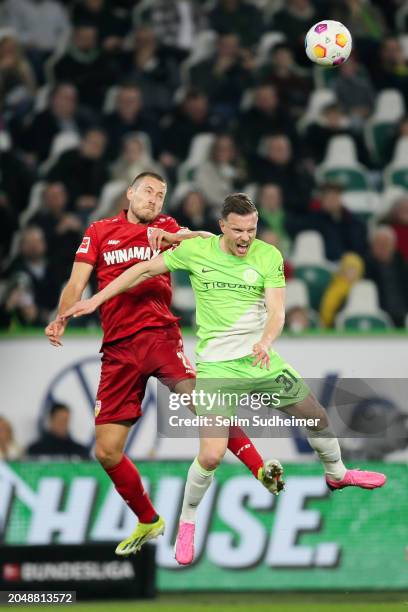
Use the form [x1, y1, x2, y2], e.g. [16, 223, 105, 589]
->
[62, 192, 386, 566]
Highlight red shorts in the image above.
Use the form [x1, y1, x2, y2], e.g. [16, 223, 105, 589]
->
[95, 324, 195, 425]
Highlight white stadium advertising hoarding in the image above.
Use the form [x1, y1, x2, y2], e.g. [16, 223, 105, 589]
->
[0, 333, 407, 461]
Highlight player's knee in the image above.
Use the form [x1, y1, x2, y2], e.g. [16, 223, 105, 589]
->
[199, 448, 225, 471]
[95, 443, 121, 469]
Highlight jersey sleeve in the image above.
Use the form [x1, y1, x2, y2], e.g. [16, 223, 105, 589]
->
[264, 249, 286, 288]
[162, 236, 200, 272]
[74, 224, 99, 266]
[163, 216, 189, 234]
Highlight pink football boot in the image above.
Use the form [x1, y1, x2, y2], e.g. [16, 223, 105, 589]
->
[326, 469, 386, 491]
[175, 521, 195, 565]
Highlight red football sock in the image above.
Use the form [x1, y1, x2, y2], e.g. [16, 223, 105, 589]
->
[105, 455, 157, 523]
[227, 426, 263, 478]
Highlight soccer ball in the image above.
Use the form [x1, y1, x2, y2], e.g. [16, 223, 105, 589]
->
[305, 20, 352, 67]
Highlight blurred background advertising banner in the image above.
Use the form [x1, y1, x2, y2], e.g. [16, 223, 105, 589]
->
[0, 334, 407, 461]
[0, 461, 406, 591]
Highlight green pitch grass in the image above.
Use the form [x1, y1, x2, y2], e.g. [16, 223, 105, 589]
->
[2, 593, 407, 611]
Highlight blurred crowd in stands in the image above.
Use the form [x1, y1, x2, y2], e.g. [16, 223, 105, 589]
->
[0, 0, 408, 331]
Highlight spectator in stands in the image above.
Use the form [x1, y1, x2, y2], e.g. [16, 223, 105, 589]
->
[371, 37, 408, 100]
[329, 0, 387, 71]
[159, 89, 220, 177]
[257, 227, 294, 279]
[236, 83, 296, 155]
[208, 0, 264, 49]
[250, 133, 314, 213]
[190, 32, 255, 119]
[285, 306, 311, 333]
[102, 82, 159, 160]
[0, 415, 22, 460]
[20, 83, 93, 162]
[308, 182, 367, 261]
[0, 145, 36, 216]
[52, 23, 116, 112]
[256, 43, 312, 119]
[332, 54, 375, 126]
[27, 182, 83, 285]
[3, 0, 71, 82]
[47, 127, 109, 222]
[2, 226, 60, 328]
[270, 0, 320, 65]
[26, 402, 90, 459]
[195, 134, 247, 212]
[382, 196, 408, 262]
[256, 183, 291, 255]
[71, 0, 129, 52]
[320, 252, 365, 328]
[303, 102, 370, 165]
[365, 225, 408, 326]
[173, 190, 220, 235]
[0, 191, 18, 259]
[111, 133, 164, 184]
[0, 28, 36, 125]
[121, 25, 183, 115]
[136, 0, 206, 51]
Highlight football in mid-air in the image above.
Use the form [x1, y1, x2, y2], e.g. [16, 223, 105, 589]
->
[305, 20, 352, 67]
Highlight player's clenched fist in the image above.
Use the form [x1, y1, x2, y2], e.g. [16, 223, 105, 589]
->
[62, 297, 99, 320]
[148, 228, 182, 250]
[45, 317, 66, 347]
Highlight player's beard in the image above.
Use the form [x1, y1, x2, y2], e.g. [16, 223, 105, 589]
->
[129, 204, 158, 224]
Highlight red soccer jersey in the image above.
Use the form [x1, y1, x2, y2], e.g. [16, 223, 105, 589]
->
[75, 210, 183, 344]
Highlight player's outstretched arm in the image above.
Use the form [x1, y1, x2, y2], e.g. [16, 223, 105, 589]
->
[252, 287, 286, 369]
[148, 228, 214, 250]
[45, 262, 93, 346]
[62, 254, 170, 320]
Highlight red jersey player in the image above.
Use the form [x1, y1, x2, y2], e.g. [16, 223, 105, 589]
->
[45, 172, 283, 556]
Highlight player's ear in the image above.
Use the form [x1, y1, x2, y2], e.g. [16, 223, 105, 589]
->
[219, 218, 225, 233]
[126, 186, 134, 201]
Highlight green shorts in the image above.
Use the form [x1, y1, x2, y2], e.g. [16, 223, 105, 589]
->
[195, 351, 310, 417]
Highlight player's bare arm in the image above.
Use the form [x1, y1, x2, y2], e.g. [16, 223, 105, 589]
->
[252, 287, 286, 370]
[148, 228, 214, 250]
[45, 261, 93, 346]
[62, 255, 169, 319]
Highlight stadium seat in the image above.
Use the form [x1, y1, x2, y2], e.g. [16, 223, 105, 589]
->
[103, 86, 119, 113]
[342, 191, 380, 220]
[89, 180, 128, 222]
[34, 85, 51, 112]
[180, 30, 218, 81]
[169, 181, 198, 210]
[316, 136, 370, 191]
[177, 133, 215, 182]
[19, 182, 46, 227]
[364, 89, 405, 165]
[39, 131, 81, 175]
[0, 130, 11, 152]
[297, 89, 337, 133]
[384, 137, 408, 190]
[285, 279, 309, 310]
[336, 280, 393, 330]
[256, 31, 286, 67]
[291, 232, 333, 310]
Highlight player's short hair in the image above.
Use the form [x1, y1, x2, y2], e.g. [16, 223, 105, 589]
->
[222, 193, 258, 218]
[49, 402, 70, 418]
[130, 172, 167, 188]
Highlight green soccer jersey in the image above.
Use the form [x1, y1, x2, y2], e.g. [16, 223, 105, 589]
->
[163, 235, 285, 361]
